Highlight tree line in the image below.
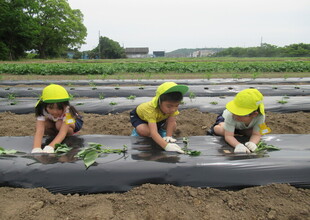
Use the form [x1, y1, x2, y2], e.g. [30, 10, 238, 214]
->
[0, 0, 87, 60]
[213, 43, 310, 57]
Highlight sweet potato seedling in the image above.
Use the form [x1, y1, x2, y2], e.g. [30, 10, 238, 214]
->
[182, 137, 201, 156]
[255, 141, 280, 153]
[75, 142, 128, 169]
[127, 95, 136, 100]
[54, 143, 72, 154]
[0, 147, 17, 155]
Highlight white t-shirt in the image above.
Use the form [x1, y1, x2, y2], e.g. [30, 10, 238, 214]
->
[222, 109, 265, 132]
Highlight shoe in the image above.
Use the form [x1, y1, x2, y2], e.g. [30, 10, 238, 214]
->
[158, 128, 167, 137]
[206, 128, 214, 136]
[131, 128, 140, 137]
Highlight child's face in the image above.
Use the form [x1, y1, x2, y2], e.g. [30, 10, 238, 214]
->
[46, 103, 65, 118]
[233, 111, 258, 123]
[159, 101, 180, 115]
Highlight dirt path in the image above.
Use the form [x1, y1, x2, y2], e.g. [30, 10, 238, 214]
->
[0, 109, 310, 220]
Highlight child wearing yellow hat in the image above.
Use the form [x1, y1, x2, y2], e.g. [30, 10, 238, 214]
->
[130, 82, 189, 153]
[208, 88, 271, 153]
[31, 84, 83, 153]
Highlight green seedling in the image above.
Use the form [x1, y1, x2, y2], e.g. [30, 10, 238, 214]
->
[76, 103, 84, 105]
[54, 143, 72, 154]
[255, 141, 280, 153]
[109, 101, 117, 105]
[277, 98, 288, 104]
[89, 82, 96, 88]
[127, 95, 136, 100]
[114, 87, 120, 90]
[210, 101, 218, 105]
[75, 142, 128, 168]
[182, 137, 201, 156]
[7, 93, 16, 100]
[189, 92, 196, 100]
[99, 93, 105, 100]
[138, 86, 145, 90]
[0, 147, 17, 155]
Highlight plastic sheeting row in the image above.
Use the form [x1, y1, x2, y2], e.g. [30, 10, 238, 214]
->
[1, 96, 310, 114]
[1, 77, 310, 86]
[1, 84, 310, 98]
[0, 134, 309, 194]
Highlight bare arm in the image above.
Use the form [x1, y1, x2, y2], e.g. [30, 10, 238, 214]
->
[224, 130, 241, 148]
[48, 122, 70, 148]
[249, 130, 261, 144]
[32, 120, 45, 149]
[149, 122, 168, 149]
[165, 116, 176, 137]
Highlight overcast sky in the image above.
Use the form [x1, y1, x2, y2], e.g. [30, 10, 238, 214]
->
[67, 0, 310, 53]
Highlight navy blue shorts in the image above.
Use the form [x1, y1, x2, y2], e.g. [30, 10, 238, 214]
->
[207, 113, 242, 136]
[130, 108, 166, 129]
[74, 116, 83, 133]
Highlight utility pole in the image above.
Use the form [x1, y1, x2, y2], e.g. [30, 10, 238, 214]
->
[98, 31, 101, 59]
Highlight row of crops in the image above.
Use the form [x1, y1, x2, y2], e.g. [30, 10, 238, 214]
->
[0, 61, 310, 75]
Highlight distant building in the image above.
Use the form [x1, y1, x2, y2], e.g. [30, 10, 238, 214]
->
[153, 51, 165, 57]
[125, 47, 149, 58]
[191, 50, 215, 57]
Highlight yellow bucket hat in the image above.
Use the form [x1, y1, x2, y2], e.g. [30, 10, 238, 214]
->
[226, 88, 265, 116]
[36, 84, 70, 106]
[152, 82, 189, 107]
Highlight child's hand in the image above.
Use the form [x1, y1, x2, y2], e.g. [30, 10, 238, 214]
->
[165, 143, 184, 154]
[31, 148, 43, 153]
[245, 142, 258, 152]
[234, 144, 250, 154]
[163, 136, 177, 143]
[42, 145, 55, 153]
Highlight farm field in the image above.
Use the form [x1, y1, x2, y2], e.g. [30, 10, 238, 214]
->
[1, 59, 310, 220]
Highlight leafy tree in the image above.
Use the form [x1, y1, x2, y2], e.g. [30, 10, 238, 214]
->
[92, 36, 126, 59]
[0, 0, 87, 60]
[31, 0, 87, 58]
[0, 0, 37, 60]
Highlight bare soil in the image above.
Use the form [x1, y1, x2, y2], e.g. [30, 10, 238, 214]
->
[0, 109, 310, 220]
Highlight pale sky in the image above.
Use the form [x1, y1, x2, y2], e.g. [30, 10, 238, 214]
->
[67, 0, 310, 53]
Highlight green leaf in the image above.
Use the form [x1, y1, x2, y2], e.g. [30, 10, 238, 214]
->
[55, 143, 72, 153]
[255, 141, 280, 152]
[83, 150, 99, 168]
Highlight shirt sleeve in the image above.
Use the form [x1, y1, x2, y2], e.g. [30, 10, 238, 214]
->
[253, 115, 265, 132]
[222, 110, 236, 132]
[37, 116, 45, 121]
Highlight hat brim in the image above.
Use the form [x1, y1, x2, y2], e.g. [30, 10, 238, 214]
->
[226, 100, 265, 116]
[163, 85, 189, 95]
[226, 100, 255, 116]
